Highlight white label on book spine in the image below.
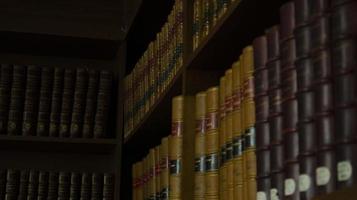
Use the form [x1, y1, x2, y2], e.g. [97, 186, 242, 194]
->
[316, 167, 331, 186]
[284, 178, 296, 196]
[338, 161, 352, 182]
[299, 174, 311, 192]
[270, 188, 280, 200]
[257, 191, 267, 200]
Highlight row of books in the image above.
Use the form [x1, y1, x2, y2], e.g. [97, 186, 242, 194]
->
[123, 0, 184, 139]
[132, 0, 357, 199]
[0, 65, 113, 139]
[0, 169, 114, 200]
[193, 0, 240, 50]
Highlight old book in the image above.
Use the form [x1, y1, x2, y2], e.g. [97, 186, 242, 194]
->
[284, 161, 299, 200]
[38, 171, 49, 200]
[69, 172, 81, 200]
[194, 92, 206, 200]
[80, 173, 91, 200]
[22, 66, 41, 136]
[316, 149, 336, 194]
[37, 67, 54, 136]
[18, 170, 29, 200]
[70, 69, 88, 138]
[331, 1, 357, 41]
[27, 170, 39, 200]
[58, 172, 70, 200]
[160, 137, 169, 200]
[7, 65, 26, 136]
[5, 169, 19, 200]
[155, 146, 161, 200]
[219, 77, 227, 200]
[94, 70, 112, 138]
[91, 173, 104, 200]
[336, 143, 357, 188]
[49, 68, 64, 137]
[256, 176, 270, 200]
[59, 69, 76, 138]
[205, 88, 220, 200]
[47, 171, 59, 200]
[148, 149, 156, 200]
[0, 65, 12, 135]
[299, 155, 317, 200]
[82, 69, 99, 138]
[103, 173, 114, 200]
[270, 171, 284, 200]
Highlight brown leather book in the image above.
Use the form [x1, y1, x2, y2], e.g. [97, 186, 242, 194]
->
[298, 121, 317, 155]
[59, 69, 76, 138]
[82, 69, 99, 138]
[256, 149, 270, 177]
[255, 95, 269, 124]
[270, 171, 284, 200]
[37, 67, 54, 136]
[271, 144, 284, 173]
[336, 143, 357, 188]
[256, 176, 270, 200]
[284, 161, 300, 200]
[0, 65, 12, 135]
[256, 121, 270, 150]
[49, 68, 64, 137]
[331, 1, 357, 41]
[316, 149, 336, 195]
[284, 131, 299, 162]
[298, 155, 317, 200]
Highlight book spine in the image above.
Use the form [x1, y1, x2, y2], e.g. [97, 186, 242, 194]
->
[7, 66, 26, 136]
[47, 172, 59, 200]
[80, 173, 91, 200]
[37, 67, 54, 136]
[82, 69, 99, 138]
[91, 173, 104, 200]
[94, 70, 112, 138]
[219, 77, 227, 200]
[70, 172, 81, 200]
[0, 65, 12, 135]
[155, 147, 161, 200]
[71, 69, 88, 138]
[149, 149, 156, 200]
[58, 172, 70, 200]
[49, 68, 64, 137]
[232, 62, 244, 200]
[205, 87, 219, 200]
[59, 69, 76, 138]
[38, 171, 49, 200]
[194, 92, 206, 200]
[22, 66, 41, 136]
[160, 137, 169, 200]
[103, 173, 114, 200]
[193, 0, 202, 50]
[18, 170, 29, 200]
[5, 169, 19, 200]
[169, 96, 183, 200]
[225, 69, 234, 200]
[27, 170, 39, 200]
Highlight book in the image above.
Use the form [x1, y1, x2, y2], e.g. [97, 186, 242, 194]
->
[27, 170, 39, 200]
[0, 65, 12, 135]
[80, 173, 91, 200]
[38, 171, 49, 200]
[58, 172, 70, 200]
[194, 92, 206, 200]
[37, 67, 54, 136]
[91, 173, 104, 200]
[59, 69, 76, 138]
[18, 170, 29, 200]
[103, 173, 114, 200]
[70, 172, 81, 200]
[7, 65, 26, 136]
[82, 69, 99, 138]
[160, 137, 169, 200]
[219, 77, 227, 200]
[169, 96, 183, 200]
[49, 68, 64, 137]
[5, 169, 19, 200]
[22, 66, 41, 136]
[47, 171, 59, 200]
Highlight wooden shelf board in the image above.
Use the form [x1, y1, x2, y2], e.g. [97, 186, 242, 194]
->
[313, 185, 357, 200]
[123, 69, 183, 156]
[0, 135, 117, 154]
[186, 0, 287, 70]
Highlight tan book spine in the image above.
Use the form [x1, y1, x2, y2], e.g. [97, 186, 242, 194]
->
[149, 149, 156, 200]
[219, 77, 227, 200]
[170, 96, 184, 200]
[243, 46, 257, 200]
[155, 146, 161, 199]
[143, 156, 148, 200]
[177, 0, 184, 71]
[232, 60, 244, 200]
[160, 137, 170, 200]
[225, 69, 234, 200]
[205, 87, 220, 200]
[149, 42, 155, 108]
[144, 51, 150, 114]
[194, 92, 207, 200]
[137, 162, 144, 200]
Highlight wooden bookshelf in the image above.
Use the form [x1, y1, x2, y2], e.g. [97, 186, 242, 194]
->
[313, 185, 357, 200]
[0, 135, 118, 154]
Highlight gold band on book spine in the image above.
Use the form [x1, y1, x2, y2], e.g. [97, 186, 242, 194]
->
[194, 92, 207, 200]
[160, 137, 170, 199]
[225, 69, 234, 200]
[219, 77, 227, 200]
[170, 96, 184, 200]
[205, 87, 219, 199]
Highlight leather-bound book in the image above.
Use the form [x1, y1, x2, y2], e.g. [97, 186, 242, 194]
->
[47, 172, 59, 200]
[94, 70, 112, 138]
[0, 169, 6, 200]
[256, 121, 270, 150]
[332, 38, 356, 76]
[103, 173, 114, 200]
[37, 67, 54, 136]
[335, 72, 356, 108]
[49, 68, 64, 137]
[284, 131, 299, 162]
[298, 155, 317, 200]
[267, 26, 280, 62]
[22, 66, 41, 136]
[7, 66, 26, 136]
[270, 171, 284, 200]
[280, 2, 296, 42]
[310, 0, 330, 19]
[331, 1, 357, 41]
[27, 170, 39, 200]
[256, 176, 270, 200]
[297, 91, 315, 122]
[0, 65, 12, 135]
[70, 68, 88, 138]
[255, 96, 269, 124]
[59, 69, 76, 138]
[335, 107, 356, 144]
[336, 143, 357, 188]
[18, 170, 29, 200]
[269, 115, 283, 144]
[316, 113, 335, 149]
[270, 144, 284, 173]
[253, 36, 268, 70]
[82, 69, 99, 138]
[80, 173, 91, 200]
[268, 89, 282, 116]
[91, 173, 104, 200]
[298, 122, 317, 155]
[294, 24, 311, 60]
[294, 0, 310, 26]
[296, 58, 313, 92]
[316, 149, 336, 194]
[284, 161, 300, 200]
[58, 172, 70, 200]
[38, 171, 49, 200]
[5, 169, 19, 200]
[69, 172, 81, 200]
[282, 98, 298, 133]
[256, 149, 270, 177]
[310, 15, 330, 52]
